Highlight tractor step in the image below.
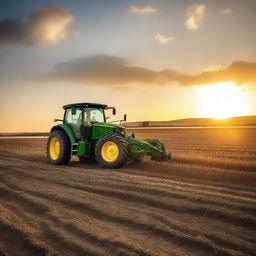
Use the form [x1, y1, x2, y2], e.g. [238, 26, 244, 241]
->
[71, 143, 79, 155]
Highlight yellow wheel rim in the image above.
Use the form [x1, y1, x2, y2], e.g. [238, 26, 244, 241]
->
[49, 137, 60, 160]
[101, 141, 119, 162]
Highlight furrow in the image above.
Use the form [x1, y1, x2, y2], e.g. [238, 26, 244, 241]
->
[0, 181, 251, 256]
[0, 219, 48, 256]
[0, 186, 155, 256]
[1, 173, 256, 232]
[3, 178, 255, 254]
[3, 165, 255, 216]
[1, 163, 255, 205]
[0, 200, 106, 256]
[149, 213, 256, 256]
[1, 154, 256, 199]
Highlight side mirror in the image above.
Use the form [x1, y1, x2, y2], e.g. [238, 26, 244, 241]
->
[124, 114, 127, 122]
[71, 106, 77, 115]
[113, 108, 116, 115]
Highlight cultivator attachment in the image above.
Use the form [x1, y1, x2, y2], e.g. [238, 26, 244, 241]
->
[126, 135, 171, 163]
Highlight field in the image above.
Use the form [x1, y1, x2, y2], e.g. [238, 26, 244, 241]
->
[0, 128, 256, 256]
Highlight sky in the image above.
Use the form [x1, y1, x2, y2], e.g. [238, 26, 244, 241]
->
[0, 0, 256, 132]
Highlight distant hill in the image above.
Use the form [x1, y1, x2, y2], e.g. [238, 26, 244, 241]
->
[0, 132, 48, 137]
[124, 115, 256, 127]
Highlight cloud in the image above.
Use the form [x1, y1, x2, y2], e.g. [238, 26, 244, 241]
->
[0, 5, 76, 47]
[154, 34, 175, 45]
[42, 55, 256, 88]
[43, 55, 161, 88]
[129, 5, 157, 14]
[222, 8, 232, 15]
[203, 65, 222, 72]
[185, 3, 206, 30]
[179, 61, 256, 86]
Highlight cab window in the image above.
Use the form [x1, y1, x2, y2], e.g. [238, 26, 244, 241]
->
[65, 108, 82, 139]
[84, 108, 105, 126]
[90, 109, 104, 122]
[65, 108, 82, 125]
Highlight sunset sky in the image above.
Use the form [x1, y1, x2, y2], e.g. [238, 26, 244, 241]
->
[0, 0, 256, 132]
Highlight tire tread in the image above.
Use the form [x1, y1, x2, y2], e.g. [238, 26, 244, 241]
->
[46, 130, 71, 165]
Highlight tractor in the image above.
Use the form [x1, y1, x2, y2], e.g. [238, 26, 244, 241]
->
[47, 103, 170, 168]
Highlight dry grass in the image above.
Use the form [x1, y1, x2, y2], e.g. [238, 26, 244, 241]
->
[0, 127, 255, 256]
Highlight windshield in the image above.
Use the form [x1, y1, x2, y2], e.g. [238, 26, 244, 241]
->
[84, 108, 105, 125]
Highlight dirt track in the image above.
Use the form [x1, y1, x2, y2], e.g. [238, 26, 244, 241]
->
[0, 128, 256, 256]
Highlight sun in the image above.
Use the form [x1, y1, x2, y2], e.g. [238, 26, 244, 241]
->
[196, 82, 248, 119]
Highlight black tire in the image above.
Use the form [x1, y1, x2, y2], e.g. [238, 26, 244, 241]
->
[46, 130, 71, 165]
[95, 134, 129, 169]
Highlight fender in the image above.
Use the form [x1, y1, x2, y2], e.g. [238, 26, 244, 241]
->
[51, 124, 76, 144]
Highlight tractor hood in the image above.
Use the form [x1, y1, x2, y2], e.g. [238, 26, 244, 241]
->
[91, 122, 126, 139]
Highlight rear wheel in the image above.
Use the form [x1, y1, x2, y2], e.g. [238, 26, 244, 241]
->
[47, 130, 71, 165]
[95, 134, 128, 169]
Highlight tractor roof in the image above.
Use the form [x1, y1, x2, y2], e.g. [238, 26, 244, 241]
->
[63, 103, 108, 109]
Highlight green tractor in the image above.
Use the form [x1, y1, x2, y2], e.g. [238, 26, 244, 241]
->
[47, 103, 170, 168]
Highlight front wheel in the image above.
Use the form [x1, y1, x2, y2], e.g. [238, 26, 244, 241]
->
[46, 130, 71, 165]
[95, 134, 128, 169]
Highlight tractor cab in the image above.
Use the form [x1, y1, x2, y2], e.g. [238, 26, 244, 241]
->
[63, 103, 107, 139]
[61, 103, 125, 141]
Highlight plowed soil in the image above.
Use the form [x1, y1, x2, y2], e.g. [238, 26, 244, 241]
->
[0, 128, 256, 256]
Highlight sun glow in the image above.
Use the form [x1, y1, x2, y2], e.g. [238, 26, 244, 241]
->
[196, 82, 248, 119]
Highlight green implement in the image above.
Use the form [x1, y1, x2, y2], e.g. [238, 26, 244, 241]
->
[46, 102, 171, 169]
[126, 136, 170, 163]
